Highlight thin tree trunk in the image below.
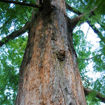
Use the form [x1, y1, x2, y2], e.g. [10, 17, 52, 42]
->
[15, 0, 86, 105]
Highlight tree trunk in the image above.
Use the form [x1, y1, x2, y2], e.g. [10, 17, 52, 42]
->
[15, 0, 86, 105]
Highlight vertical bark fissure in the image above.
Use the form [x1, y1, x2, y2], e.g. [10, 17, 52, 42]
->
[59, 80, 66, 105]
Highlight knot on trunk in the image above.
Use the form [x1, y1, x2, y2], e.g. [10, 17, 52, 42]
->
[56, 50, 65, 61]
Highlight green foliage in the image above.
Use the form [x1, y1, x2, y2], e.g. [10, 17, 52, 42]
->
[0, 1, 33, 37]
[86, 91, 100, 105]
[73, 29, 93, 89]
[0, 36, 27, 105]
[73, 30, 91, 72]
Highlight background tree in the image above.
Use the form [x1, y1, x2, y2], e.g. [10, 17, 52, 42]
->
[0, 0, 105, 105]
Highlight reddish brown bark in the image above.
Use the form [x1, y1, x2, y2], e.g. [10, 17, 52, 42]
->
[15, 0, 86, 105]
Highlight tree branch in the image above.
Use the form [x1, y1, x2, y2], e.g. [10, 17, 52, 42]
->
[66, 3, 81, 15]
[66, 3, 105, 43]
[80, 54, 102, 61]
[68, 6, 97, 29]
[66, 3, 97, 17]
[0, 21, 31, 47]
[0, 0, 40, 8]
[87, 21, 105, 43]
[84, 88, 105, 103]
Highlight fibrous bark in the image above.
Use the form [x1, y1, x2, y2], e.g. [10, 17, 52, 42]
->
[16, 0, 86, 105]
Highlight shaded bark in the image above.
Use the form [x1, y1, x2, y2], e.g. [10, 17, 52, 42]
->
[16, 0, 86, 105]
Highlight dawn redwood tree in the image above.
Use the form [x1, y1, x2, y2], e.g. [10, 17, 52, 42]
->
[15, 0, 87, 105]
[0, 0, 105, 105]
